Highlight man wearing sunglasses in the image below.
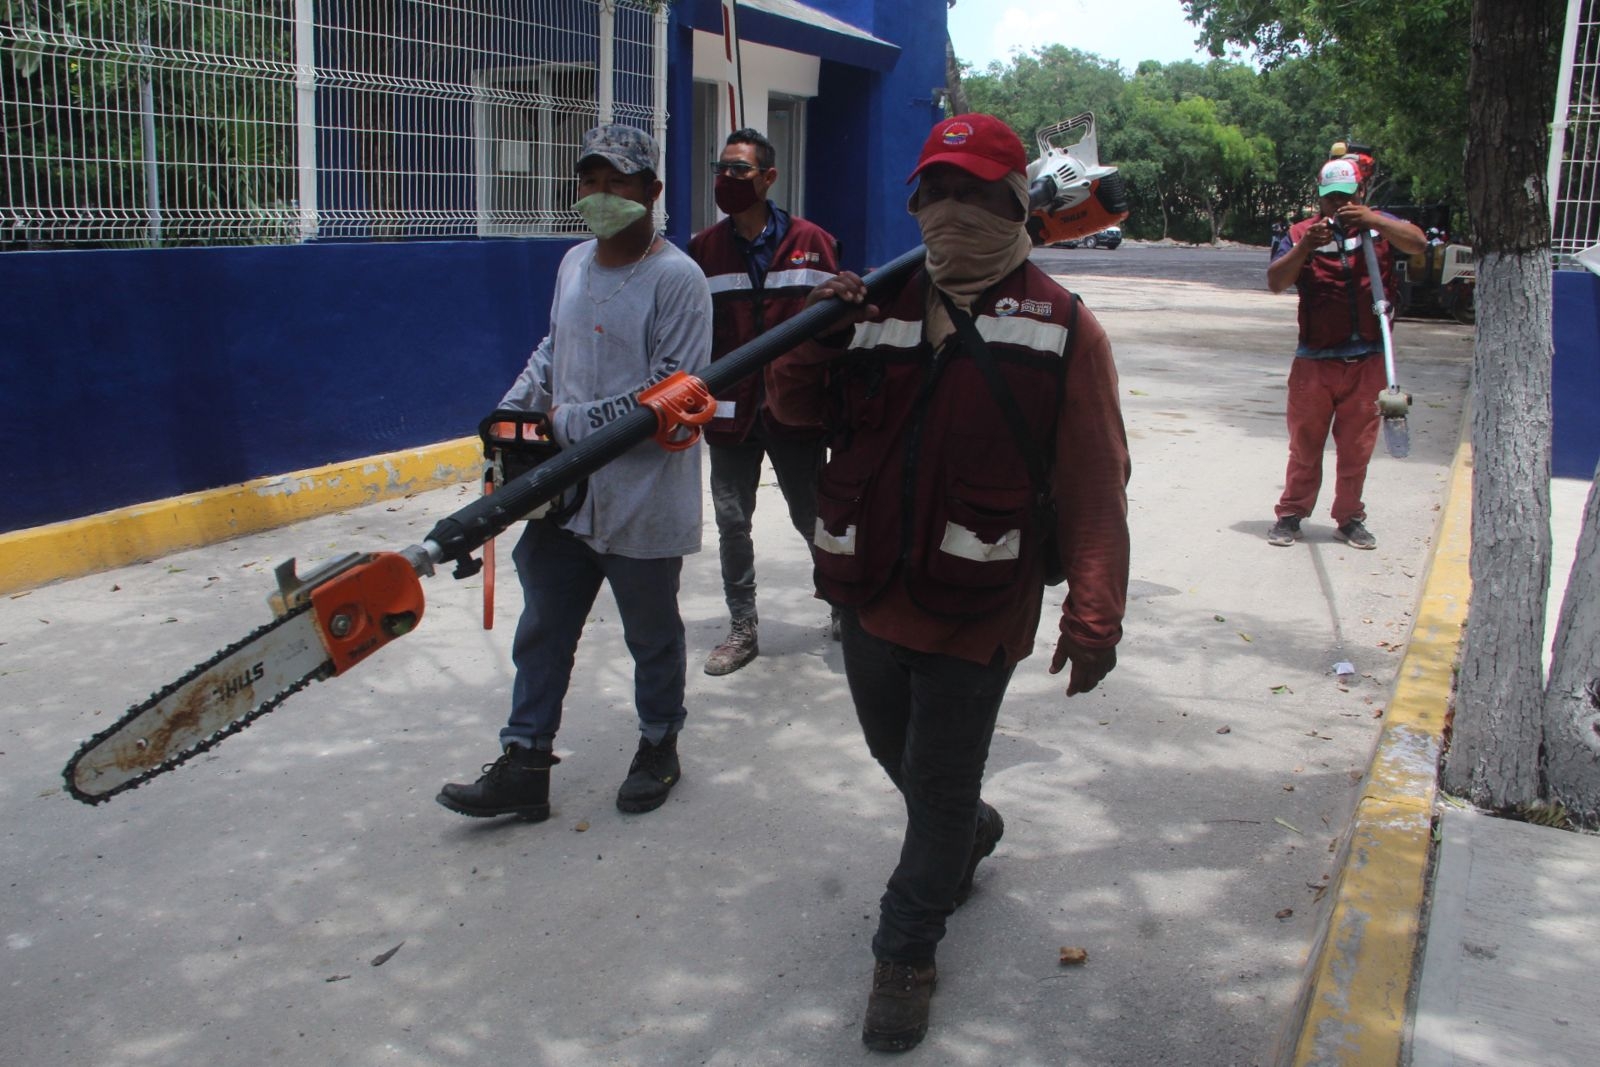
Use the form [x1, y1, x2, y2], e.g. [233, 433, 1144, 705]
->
[689, 128, 842, 676]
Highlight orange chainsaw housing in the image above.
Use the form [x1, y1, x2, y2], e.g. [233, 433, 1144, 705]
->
[309, 552, 426, 675]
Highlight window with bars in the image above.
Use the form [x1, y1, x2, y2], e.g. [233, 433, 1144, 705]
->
[1, 0, 667, 249]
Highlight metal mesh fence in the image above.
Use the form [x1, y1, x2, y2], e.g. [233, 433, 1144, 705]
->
[2, 0, 666, 249]
[1553, 0, 1600, 269]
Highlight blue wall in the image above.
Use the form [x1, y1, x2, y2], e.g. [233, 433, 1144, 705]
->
[0, 238, 575, 533]
[1553, 269, 1600, 480]
[804, 0, 946, 269]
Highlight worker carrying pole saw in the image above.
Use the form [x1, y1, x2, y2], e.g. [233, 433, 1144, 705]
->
[62, 114, 1128, 811]
[1265, 146, 1426, 551]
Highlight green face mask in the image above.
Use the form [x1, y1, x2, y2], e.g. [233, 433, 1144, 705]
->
[573, 192, 648, 239]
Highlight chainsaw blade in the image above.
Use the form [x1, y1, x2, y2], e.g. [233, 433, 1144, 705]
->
[63, 606, 333, 805]
[1383, 416, 1411, 459]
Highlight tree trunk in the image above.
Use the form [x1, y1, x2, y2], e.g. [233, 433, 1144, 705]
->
[1543, 461, 1600, 820]
[944, 34, 970, 116]
[1442, 0, 1561, 810]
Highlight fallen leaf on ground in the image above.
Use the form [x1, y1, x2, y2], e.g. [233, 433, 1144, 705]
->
[370, 942, 404, 967]
[1271, 684, 1292, 695]
[1274, 817, 1302, 835]
[1059, 946, 1089, 966]
[1216, 725, 1232, 734]
[574, 820, 590, 832]
[1238, 632, 1253, 643]
[326, 974, 351, 983]
[1275, 908, 1294, 920]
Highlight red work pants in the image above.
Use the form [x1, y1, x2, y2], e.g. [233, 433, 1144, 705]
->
[1275, 354, 1386, 526]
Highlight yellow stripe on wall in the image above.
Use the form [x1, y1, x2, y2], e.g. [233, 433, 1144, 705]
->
[0, 438, 480, 596]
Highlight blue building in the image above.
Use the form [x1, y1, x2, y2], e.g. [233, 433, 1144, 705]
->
[0, 0, 950, 588]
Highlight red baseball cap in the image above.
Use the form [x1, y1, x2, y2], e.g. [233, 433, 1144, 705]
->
[907, 114, 1027, 183]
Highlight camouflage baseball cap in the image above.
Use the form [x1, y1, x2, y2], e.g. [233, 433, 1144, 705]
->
[576, 124, 659, 176]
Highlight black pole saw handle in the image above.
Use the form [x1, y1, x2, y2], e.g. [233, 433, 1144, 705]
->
[422, 244, 927, 568]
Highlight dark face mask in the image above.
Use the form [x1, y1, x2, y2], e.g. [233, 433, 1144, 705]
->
[714, 173, 763, 215]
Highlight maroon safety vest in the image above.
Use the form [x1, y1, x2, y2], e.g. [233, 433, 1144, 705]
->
[688, 213, 840, 444]
[1288, 215, 1399, 349]
[811, 263, 1077, 619]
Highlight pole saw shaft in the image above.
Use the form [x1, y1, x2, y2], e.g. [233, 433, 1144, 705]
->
[1358, 228, 1412, 458]
[422, 244, 927, 570]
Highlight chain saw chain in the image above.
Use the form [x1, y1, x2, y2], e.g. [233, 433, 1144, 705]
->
[63, 550, 429, 804]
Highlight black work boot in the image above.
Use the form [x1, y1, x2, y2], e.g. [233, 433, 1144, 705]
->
[436, 745, 558, 821]
[953, 801, 1005, 907]
[615, 733, 681, 813]
[862, 959, 938, 1052]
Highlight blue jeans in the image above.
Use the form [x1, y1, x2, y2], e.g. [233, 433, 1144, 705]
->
[839, 609, 1014, 964]
[708, 433, 822, 623]
[503, 522, 686, 751]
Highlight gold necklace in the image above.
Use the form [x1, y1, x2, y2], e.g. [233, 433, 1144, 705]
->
[586, 233, 659, 307]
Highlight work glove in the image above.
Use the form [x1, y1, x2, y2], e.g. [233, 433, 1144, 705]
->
[1049, 632, 1117, 696]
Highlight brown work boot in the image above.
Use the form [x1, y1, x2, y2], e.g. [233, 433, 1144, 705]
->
[861, 960, 938, 1052]
[436, 745, 558, 821]
[703, 618, 758, 676]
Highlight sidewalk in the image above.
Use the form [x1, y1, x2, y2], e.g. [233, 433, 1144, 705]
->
[6, 250, 1584, 1066]
[1280, 460, 1598, 1067]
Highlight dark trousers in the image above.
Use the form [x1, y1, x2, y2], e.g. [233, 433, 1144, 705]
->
[708, 434, 822, 624]
[503, 522, 686, 750]
[839, 609, 1015, 964]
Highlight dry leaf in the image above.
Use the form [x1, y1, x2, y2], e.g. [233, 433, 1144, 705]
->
[1216, 725, 1232, 734]
[1238, 631, 1253, 643]
[574, 820, 590, 832]
[370, 941, 405, 967]
[1058, 946, 1089, 966]
[1275, 908, 1294, 920]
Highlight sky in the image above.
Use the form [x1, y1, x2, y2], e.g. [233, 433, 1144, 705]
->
[946, 0, 1228, 74]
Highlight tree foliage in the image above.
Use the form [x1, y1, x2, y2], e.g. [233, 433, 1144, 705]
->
[953, 2, 1472, 244]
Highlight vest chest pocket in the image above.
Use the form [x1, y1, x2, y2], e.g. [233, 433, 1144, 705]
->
[810, 462, 886, 605]
[914, 476, 1033, 617]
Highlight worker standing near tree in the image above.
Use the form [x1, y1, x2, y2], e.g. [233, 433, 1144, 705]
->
[690, 128, 842, 675]
[1265, 154, 1424, 550]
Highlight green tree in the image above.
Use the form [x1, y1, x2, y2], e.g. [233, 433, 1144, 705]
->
[962, 44, 1127, 151]
[1186, 0, 1471, 213]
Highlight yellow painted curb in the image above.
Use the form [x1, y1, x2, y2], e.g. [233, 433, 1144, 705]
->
[1278, 440, 1473, 1067]
[0, 438, 480, 596]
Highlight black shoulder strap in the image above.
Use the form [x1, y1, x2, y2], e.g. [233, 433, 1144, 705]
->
[939, 291, 1075, 498]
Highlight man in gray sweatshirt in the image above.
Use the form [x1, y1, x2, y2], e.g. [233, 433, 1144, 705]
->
[437, 124, 712, 821]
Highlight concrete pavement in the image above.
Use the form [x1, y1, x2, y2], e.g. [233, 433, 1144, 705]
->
[5, 245, 1578, 1066]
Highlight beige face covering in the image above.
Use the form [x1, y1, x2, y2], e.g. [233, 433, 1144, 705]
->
[911, 171, 1032, 344]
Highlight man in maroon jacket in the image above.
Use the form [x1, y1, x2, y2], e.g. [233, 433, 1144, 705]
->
[769, 113, 1131, 1052]
[689, 128, 842, 676]
[1265, 155, 1424, 550]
